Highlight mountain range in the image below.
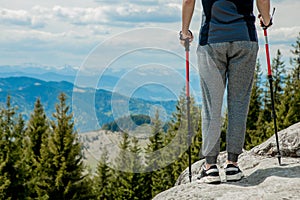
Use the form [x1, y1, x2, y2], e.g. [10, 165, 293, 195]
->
[0, 64, 202, 102]
[0, 76, 177, 132]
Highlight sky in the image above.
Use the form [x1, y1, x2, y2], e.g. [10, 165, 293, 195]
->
[0, 0, 300, 76]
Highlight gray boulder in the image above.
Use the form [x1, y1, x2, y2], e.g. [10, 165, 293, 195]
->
[153, 122, 300, 200]
[251, 122, 300, 157]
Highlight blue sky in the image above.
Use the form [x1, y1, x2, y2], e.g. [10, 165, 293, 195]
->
[0, 0, 299, 75]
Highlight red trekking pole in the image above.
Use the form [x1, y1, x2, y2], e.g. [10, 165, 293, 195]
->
[184, 37, 192, 182]
[180, 30, 193, 182]
[261, 8, 281, 165]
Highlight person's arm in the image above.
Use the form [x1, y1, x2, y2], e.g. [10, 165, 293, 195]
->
[181, 0, 195, 40]
[257, 0, 271, 26]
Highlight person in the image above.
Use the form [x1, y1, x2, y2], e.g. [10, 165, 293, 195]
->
[180, 0, 272, 183]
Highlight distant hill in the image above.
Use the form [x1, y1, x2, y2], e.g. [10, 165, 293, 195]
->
[0, 77, 177, 132]
[0, 65, 202, 101]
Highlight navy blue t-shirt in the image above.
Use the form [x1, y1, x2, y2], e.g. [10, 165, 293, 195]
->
[199, 0, 257, 45]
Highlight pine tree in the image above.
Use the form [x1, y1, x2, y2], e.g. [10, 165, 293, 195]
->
[190, 99, 202, 164]
[112, 133, 147, 200]
[245, 60, 264, 149]
[23, 98, 50, 198]
[129, 137, 144, 200]
[112, 132, 132, 200]
[290, 32, 300, 81]
[0, 96, 25, 199]
[289, 32, 300, 121]
[75, 173, 96, 200]
[144, 110, 165, 198]
[161, 91, 186, 194]
[25, 98, 49, 159]
[172, 89, 201, 179]
[276, 33, 300, 130]
[261, 79, 272, 123]
[256, 75, 274, 144]
[272, 50, 286, 105]
[252, 112, 270, 146]
[36, 93, 88, 199]
[283, 87, 300, 125]
[154, 89, 201, 196]
[257, 50, 287, 145]
[13, 114, 26, 196]
[277, 75, 293, 130]
[94, 147, 113, 200]
[248, 60, 263, 129]
[278, 33, 300, 127]
[0, 100, 12, 199]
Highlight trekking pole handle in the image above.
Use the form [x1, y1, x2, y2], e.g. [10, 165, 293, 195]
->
[259, 8, 275, 30]
[179, 30, 193, 52]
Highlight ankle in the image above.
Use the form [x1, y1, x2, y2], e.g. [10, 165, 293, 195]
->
[205, 163, 212, 169]
[226, 160, 238, 166]
[205, 163, 217, 170]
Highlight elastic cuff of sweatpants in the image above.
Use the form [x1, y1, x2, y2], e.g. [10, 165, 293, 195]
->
[228, 153, 239, 163]
[205, 156, 217, 164]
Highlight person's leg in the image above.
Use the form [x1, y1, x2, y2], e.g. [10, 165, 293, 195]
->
[226, 41, 259, 163]
[197, 43, 228, 166]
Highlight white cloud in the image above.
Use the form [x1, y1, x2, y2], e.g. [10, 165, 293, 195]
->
[2, 1, 182, 28]
[111, 3, 180, 23]
[87, 25, 111, 35]
[0, 7, 51, 28]
[1, 29, 64, 42]
[50, 3, 181, 26]
[52, 6, 109, 25]
[0, 28, 100, 66]
[269, 26, 300, 44]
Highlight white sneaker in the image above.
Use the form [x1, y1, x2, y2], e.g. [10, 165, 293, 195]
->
[197, 164, 221, 184]
[225, 164, 244, 182]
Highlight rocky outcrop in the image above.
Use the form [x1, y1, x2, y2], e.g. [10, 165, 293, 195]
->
[153, 122, 300, 200]
[251, 122, 300, 157]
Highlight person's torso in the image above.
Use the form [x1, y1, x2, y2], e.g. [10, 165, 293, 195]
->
[199, 0, 257, 45]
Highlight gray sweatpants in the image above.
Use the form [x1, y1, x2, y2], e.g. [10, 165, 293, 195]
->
[197, 41, 258, 164]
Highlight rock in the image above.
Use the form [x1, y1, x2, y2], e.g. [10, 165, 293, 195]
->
[251, 122, 300, 157]
[153, 123, 300, 200]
